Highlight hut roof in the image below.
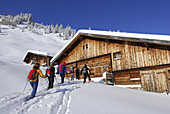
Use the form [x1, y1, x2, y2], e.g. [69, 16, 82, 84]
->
[23, 50, 53, 62]
[51, 29, 170, 64]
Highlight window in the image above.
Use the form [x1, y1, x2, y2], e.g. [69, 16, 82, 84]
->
[113, 52, 122, 60]
[83, 45, 85, 50]
[83, 44, 88, 50]
[86, 44, 88, 49]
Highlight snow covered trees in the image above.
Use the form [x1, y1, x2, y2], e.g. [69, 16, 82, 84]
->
[27, 14, 33, 25]
[0, 13, 76, 39]
[53, 24, 59, 33]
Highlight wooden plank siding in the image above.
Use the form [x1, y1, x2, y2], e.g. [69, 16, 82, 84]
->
[140, 68, 170, 93]
[114, 71, 141, 85]
[64, 54, 111, 78]
[60, 37, 170, 72]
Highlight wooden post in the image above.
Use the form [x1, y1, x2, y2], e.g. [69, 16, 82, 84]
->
[47, 57, 50, 66]
[111, 51, 114, 71]
[110, 53, 114, 85]
[165, 68, 169, 94]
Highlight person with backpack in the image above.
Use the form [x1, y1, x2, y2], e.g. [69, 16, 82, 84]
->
[28, 63, 46, 99]
[70, 67, 74, 80]
[57, 62, 67, 84]
[81, 63, 91, 83]
[46, 64, 55, 90]
[75, 67, 80, 80]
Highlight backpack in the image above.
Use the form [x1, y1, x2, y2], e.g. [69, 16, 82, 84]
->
[59, 64, 65, 72]
[70, 68, 74, 73]
[83, 67, 87, 74]
[46, 66, 53, 76]
[28, 69, 37, 80]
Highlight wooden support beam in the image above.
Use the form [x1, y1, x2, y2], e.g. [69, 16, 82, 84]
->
[47, 57, 50, 66]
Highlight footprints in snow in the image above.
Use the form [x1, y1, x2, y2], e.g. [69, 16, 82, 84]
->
[0, 81, 82, 114]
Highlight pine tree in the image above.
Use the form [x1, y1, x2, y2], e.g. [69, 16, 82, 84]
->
[59, 24, 63, 33]
[20, 13, 24, 22]
[45, 25, 51, 34]
[24, 13, 29, 22]
[40, 23, 44, 29]
[27, 13, 33, 24]
[13, 15, 21, 24]
[53, 24, 59, 33]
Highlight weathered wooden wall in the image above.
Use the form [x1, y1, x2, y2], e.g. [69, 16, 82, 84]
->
[140, 68, 170, 93]
[61, 37, 170, 72]
[113, 71, 141, 85]
[64, 54, 111, 78]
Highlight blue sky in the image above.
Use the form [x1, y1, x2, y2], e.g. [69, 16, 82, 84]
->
[1, 0, 170, 35]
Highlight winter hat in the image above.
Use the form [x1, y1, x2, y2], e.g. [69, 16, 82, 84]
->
[63, 62, 66, 65]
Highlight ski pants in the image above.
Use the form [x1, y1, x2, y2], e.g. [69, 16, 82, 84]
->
[71, 74, 74, 80]
[30, 81, 38, 98]
[48, 76, 54, 89]
[76, 74, 80, 80]
[83, 73, 91, 83]
[59, 72, 65, 83]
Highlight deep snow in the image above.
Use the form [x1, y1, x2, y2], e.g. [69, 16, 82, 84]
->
[1, 25, 170, 114]
[0, 25, 69, 97]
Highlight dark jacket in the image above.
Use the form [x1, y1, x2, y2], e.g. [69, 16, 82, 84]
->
[76, 68, 80, 75]
[46, 65, 55, 77]
[81, 65, 91, 75]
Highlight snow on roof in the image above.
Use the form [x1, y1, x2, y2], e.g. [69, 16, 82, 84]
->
[23, 50, 51, 61]
[51, 29, 170, 64]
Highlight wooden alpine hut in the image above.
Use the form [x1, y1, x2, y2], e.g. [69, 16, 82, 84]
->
[50, 30, 170, 93]
[23, 50, 53, 66]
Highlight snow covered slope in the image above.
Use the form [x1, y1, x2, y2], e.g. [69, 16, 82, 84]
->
[0, 25, 69, 97]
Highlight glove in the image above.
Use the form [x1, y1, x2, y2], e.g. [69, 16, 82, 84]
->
[56, 72, 59, 74]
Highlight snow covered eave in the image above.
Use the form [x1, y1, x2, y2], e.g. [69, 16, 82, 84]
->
[80, 30, 170, 45]
[23, 50, 52, 62]
[50, 29, 170, 64]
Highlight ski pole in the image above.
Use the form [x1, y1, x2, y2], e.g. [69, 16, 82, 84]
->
[55, 74, 59, 84]
[23, 80, 28, 92]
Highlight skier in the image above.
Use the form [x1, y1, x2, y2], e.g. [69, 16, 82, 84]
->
[70, 67, 74, 80]
[46, 64, 55, 90]
[28, 63, 46, 99]
[75, 67, 80, 80]
[81, 63, 91, 83]
[57, 62, 67, 84]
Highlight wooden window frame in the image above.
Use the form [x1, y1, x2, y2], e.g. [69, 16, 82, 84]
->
[83, 45, 85, 50]
[113, 52, 122, 60]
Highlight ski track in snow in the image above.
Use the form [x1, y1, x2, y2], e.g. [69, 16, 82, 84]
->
[0, 81, 82, 114]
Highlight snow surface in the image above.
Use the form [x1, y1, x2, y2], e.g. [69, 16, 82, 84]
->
[1, 25, 170, 114]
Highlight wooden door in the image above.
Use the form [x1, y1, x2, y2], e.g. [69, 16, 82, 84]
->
[154, 69, 167, 93]
[140, 69, 168, 93]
